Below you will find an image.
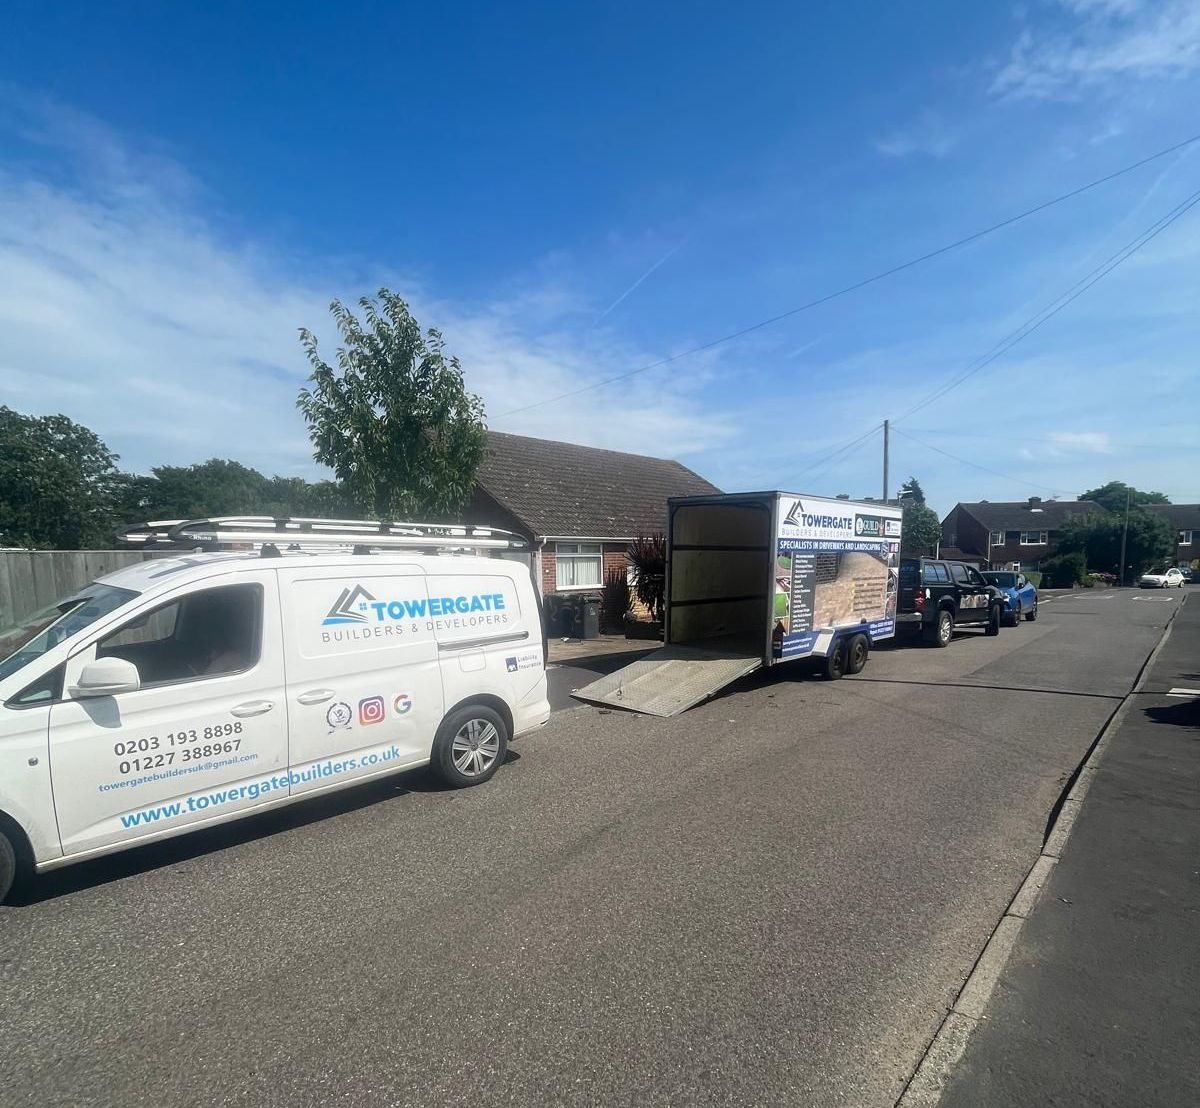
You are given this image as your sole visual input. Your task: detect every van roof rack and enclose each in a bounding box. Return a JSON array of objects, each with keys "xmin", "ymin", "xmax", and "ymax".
[{"xmin": 117, "ymin": 516, "xmax": 529, "ymax": 555}]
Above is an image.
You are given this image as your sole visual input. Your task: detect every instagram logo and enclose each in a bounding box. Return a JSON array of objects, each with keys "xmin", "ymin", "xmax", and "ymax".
[{"xmin": 358, "ymin": 696, "xmax": 386, "ymax": 726}]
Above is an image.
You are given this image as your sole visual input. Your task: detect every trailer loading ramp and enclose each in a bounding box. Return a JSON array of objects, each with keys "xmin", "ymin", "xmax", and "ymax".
[{"xmin": 571, "ymin": 642, "xmax": 762, "ymax": 717}]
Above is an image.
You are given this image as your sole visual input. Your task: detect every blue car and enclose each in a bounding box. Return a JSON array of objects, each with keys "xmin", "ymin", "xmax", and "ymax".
[{"xmin": 982, "ymin": 571, "xmax": 1038, "ymax": 626}]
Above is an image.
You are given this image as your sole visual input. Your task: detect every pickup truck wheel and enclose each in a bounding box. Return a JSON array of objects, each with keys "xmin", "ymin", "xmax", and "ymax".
[
  {"xmin": 431, "ymin": 704, "xmax": 509, "ymax": 788},
  {"xmin": 924, "ymin": 609, "xmax": 953, "ymax": 647},
  {"xmin": 823, "ymin": 644, "xmax": 847, "ymax": 680},
  {"xmin": 1024, "ymin": 601, "xmax": 1038, "ymax": 621},
  {"xmin": 985, "ymin": 605, "xmax": 1001, "ymax": 636},
  {"xmin": 0, "ymin": 830, "xmax": 16, "ymax": 906},
  {"xmin": 846, "ymin": 633, "xmax": 869, "ymax": 674}
]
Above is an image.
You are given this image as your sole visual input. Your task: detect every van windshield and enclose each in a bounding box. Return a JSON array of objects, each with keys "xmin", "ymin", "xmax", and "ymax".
[{"xmin": 0, "ymin": 585, "xmax": 138, "ymax": 684}]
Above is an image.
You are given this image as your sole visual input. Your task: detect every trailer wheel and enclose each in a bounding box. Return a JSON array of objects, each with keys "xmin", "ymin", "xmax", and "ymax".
[
  {"xmin": 846, "ymin": 633, "xmax": 869, "ymax": 674},
  {"xmin": 823, "ymin": 643, "xmax": 847, "ymax": 680}
]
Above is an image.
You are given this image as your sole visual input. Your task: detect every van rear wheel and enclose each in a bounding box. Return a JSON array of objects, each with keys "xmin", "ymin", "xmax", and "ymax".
[
  {"xmin": 0, "ymin": 829, "xmax": 16, "ymax": 906},
  {"xmin": 431, "ymin": 704, "xmax": 509, "ymax": 788}
]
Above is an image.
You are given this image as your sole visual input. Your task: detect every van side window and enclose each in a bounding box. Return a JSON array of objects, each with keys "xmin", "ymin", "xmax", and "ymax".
[
  {"xmin": 923, "ymin": 563, "xmax": 950, "ymax": 584},
  {"xmin": 96, "ymin": 584, "xmax": 262, "ymax": 687}
]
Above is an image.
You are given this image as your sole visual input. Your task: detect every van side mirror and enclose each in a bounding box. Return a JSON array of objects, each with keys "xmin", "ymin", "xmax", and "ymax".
[{"xmin": 70, "ymin": 657, "xmax": 141, "ymax": 698}]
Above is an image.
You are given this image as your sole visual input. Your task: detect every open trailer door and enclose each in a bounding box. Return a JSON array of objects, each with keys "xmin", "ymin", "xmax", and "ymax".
[{"xmin": 571, "ymin": 642, "xmax": 762, "ymax": 717}]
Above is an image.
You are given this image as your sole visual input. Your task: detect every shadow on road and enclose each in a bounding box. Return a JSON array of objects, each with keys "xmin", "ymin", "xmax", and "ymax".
[
  {"xmin": 1145, "ymin": 700, "xmax": 1200, "ymax": 730},
  {"xmin": 8, "ymin": 749, "xmax": 521, "ymax": 908}
]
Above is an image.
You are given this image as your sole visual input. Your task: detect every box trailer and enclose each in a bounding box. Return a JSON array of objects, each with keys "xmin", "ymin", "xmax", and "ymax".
[{"xmin": 573, "ymin": 491, "xmax": 902, "ymax": 716}]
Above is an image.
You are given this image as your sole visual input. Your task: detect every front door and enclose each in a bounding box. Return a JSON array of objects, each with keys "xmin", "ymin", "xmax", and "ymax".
[
  {"xmin": 277, "ymin": 566, "xmax": 445, "ymax": 795},
  {"xmin": 49, "ymin": 572, "xmax": 289, "ymax": 857}
]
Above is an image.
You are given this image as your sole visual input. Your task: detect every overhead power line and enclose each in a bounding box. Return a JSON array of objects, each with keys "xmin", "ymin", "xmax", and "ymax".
[
  {"xmin": 892, "ymin": 428, "xmax": 1068, "ymax": 497},
  {"xmin": 894, "ymin": 184, "xmax": 1200, "ymax": 424},
  {"xmin": 496, "ymin": 131, "xmax": 1200, "ymax": 418},
  {"xmin": 793, "ymin": 423, "xmax": 883, "ymax": 483}
]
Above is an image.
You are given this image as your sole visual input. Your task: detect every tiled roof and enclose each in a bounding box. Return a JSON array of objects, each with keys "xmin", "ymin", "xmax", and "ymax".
[
  {"xmin": 953, "ymin": 499, "xmax": 1109, "ymax": 531},
  {"xmin": 475, "ymin": 431, "xmax": 720, "ymax": 539},
  {"xmin": 1146, "ymin": 503, "xmax": 1200, "ymax": 531}
]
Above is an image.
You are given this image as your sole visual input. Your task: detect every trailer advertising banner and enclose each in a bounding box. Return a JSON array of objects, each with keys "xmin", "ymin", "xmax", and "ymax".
[{"xmin": 773, "ymin": 495, "xmax": 901, "ymax": 659}]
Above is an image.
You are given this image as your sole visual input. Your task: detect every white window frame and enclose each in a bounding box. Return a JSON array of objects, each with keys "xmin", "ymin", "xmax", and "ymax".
[
  {"xmin": 555, "ymin": 542, "xmax": 603, "ymax": 590},
  {"xmin": 1180, "ymin": 530, "xmax": 1192, "ymax": 546},
  {"xmin": 989, "ymin": 531, "xmax": 1004, "ymax": 546},
  {"xmin": 1019, "ymin": 531, "xmax": 1047, "ymax": 546}
]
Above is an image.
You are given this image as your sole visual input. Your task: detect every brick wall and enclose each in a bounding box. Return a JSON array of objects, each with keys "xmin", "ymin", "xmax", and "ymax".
[{"xmin": 541, "ymin": 541, "xmax": 629, "ymax": 595}]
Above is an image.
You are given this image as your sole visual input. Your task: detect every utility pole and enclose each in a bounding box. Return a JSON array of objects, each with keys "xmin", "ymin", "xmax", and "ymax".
[
  {"xmin": 1118, "ymin": 485, "xmax": 1131, "ymax": 586},
  {"xmin": 882, "ymin": 419, "xmax": 890, "ymax": 503}
]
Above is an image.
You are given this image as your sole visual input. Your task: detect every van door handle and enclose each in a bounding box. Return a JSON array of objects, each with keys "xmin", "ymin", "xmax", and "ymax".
[
  {"xmin": 295, "ymin": 689, "xmax": 335, "ymax": 705},
  {"xmin": 231, "ymin": 700, "xmax": 275, "ymax": 717}
]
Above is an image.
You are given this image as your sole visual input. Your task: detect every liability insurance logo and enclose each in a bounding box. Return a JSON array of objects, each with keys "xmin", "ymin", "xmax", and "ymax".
[{"xmin": 323, "ymin": 585, "xmax": 378, "ymax": 625}]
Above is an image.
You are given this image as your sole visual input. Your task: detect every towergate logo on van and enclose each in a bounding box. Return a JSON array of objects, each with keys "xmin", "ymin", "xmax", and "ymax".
[{"xmin": 322, "ymin": 584, "xmax": 507, "ymax": 627}]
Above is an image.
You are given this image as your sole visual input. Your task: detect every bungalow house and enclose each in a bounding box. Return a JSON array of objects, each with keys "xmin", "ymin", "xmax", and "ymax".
[
  {"xmin": 464, "ymin": 430, "xmax": 720, "ymax": 596},
  {"xmin": 940, "ymin": 496, "xmax": 1108, "ymax": 572},
  {"xmin": 1145, "ymin": 503, "xmax": 1200, "ymax": 567}
]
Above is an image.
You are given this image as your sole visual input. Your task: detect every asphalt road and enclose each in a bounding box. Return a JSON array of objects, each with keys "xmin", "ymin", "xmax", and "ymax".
[
  {"xmin": 0, "ymin": 588, "xmax": 1184, "ymax": 1107},
  {"xmin": 940, "ymin": 591, "xmax": 1199, "ymax": 1107}
]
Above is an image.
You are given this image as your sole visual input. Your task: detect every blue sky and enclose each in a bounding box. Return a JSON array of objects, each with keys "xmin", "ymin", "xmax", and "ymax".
[{"xmin": 1, "ymin": 0, "xmax": 1198, "ymax": 517}]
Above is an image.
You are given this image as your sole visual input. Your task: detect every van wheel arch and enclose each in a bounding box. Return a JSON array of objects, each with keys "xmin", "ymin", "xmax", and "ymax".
[{"xmin": 442, "ymin": 694, "xmax": 514, "ymax": 741}]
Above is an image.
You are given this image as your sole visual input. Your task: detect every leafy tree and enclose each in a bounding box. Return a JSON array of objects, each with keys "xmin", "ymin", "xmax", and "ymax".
[
  {"xmin": 131, "ymin": 459, "xmax": 272, "ymax": 520},
  {"xmin": 898, "ymin": 476, "xmax": 926, "ymax": 506},
  {"xmin": 900, "ymin": 502, "xmax": 941, "ymax": 556},
  {"xmin": 297, "ymin": 289, "xmax": 487, "ymax": 519},
  {"xmin": 1079, "ymin": 481, "xmax": 1169, "ymax": 514},
  {"xmin": 0, "ymin": 407, "xmax": 125, "ymax": 548},
  {"xmin": 1056, "ymin": 509, "xmax": 1174, "ymax": 580}
]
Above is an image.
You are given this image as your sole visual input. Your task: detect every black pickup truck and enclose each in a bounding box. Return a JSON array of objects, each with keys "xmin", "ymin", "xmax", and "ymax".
[{"xmin": 896, "ymin": 557, "xmax": 1004, "ymax": 647}]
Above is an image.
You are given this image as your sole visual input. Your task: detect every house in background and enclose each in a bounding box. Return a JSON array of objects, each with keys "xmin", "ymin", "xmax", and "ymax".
[
  {"xmin": 465, "ymin": 431, "xmax": 720, "ymax": 596},
  {"xmin": 1145, "ymin": 503, "xmax": 1200, "ymax": 566},
  {"xmin": 940, "ymin": 496, "xmax": 1108, "ymax": 572}
]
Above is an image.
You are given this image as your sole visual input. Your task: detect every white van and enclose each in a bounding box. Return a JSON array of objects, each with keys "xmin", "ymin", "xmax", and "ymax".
[{"xmin": 0, "ymin": 518, "xmax": 550, "ymax": 903}]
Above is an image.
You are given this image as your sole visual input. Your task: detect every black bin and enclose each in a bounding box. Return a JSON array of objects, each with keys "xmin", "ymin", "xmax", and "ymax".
[{"xmin": 581, "ymin": 597, "xmax": 601, "ymax": 640}]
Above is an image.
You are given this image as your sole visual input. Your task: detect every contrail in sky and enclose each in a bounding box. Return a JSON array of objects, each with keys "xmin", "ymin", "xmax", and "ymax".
[{"xmin": 596, "ymin": 238, "xmax": 687, "ymax": 321}]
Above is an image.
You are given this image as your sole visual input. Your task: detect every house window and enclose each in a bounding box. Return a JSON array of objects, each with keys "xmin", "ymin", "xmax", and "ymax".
[
  {"xmin": 989, "ymin": 531, "xmax": 1004, "ymax": 546},
  {"xmin": 555, "ymin": 542, "xmax": 603, "ymax": 589},
  {"xmin": 1019, "ymin": 531, "xmax": 1047, "ymax": 546},
  {"xmin": 1180, "ymin": 531, "xmax": 1193, "ymax": 546}
]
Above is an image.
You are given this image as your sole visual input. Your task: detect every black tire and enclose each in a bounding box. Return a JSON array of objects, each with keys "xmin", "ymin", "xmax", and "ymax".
[
  {"xmin": 924, "ymin": 609, "xmax": 954, "ymax": 648},
  {"xmin": 846, "ymin": 633, "xmax": 869, "ymax": 674},
  {"xmin": 1025, "ymin": 600, "xmax": 1038, "ymax": 621},
  {"xmin": 823, "ymin": 643, "xmax": 847, "ymax": 680},
  {"xmin": 0, "ymin": 829, "xmax": 16, "ymax": 907},
  {"xmin": 985, "ymin": 604, "xmax": 1001, "ymax": 636},
  {"xmin": 430, "ymin": 704, "xmax": 509, "ymax": 788},
  {"xmin": 1005, "ymin": 602, "xmax": 1021, "ymax": 628}
]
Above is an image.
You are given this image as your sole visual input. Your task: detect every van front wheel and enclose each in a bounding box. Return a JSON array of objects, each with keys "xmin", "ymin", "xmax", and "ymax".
[
  {"xmin": 0, "ymin": 829, "xmax": 16, "ymax": 906},
  {"xmin": 431, "ymin": 704, "xmax": 509, "ymax": 788}
]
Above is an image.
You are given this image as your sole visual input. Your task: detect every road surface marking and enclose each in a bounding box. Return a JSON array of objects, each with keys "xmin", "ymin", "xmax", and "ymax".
[{"xmin": 1166, "ymin": 687, "xmax": 1200, "ymax": 698}]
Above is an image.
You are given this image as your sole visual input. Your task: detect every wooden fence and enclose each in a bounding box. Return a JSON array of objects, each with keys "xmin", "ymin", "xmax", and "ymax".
[{"xmin": 0, "ymin": 551, "xmax": 165, "ymax": 628}]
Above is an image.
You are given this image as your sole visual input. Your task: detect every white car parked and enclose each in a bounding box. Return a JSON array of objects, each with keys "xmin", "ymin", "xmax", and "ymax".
[
  {"xmin": 0, "ymin": 518, "xmax": 550, "ymax": 903},
  {"xmin": 1138, "ymin": 567, "xmax": 1185, "ymax": 588}
]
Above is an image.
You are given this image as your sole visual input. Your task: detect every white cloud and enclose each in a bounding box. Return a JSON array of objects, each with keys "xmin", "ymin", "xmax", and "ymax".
[
  {"xmin": 0, "ymin": 98, "xmax": 736, "ymax": 478},
  {"xmin": 993, "ymin": 0, "xmax": 1200, "ymax": 100},
  {"xmin": 1048, "ymin": 430, "xmax": 1112, "ymax": 452},
  {"xmin": 874, "ymin": 110, "xmax": 958, "ymax": 158}
]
